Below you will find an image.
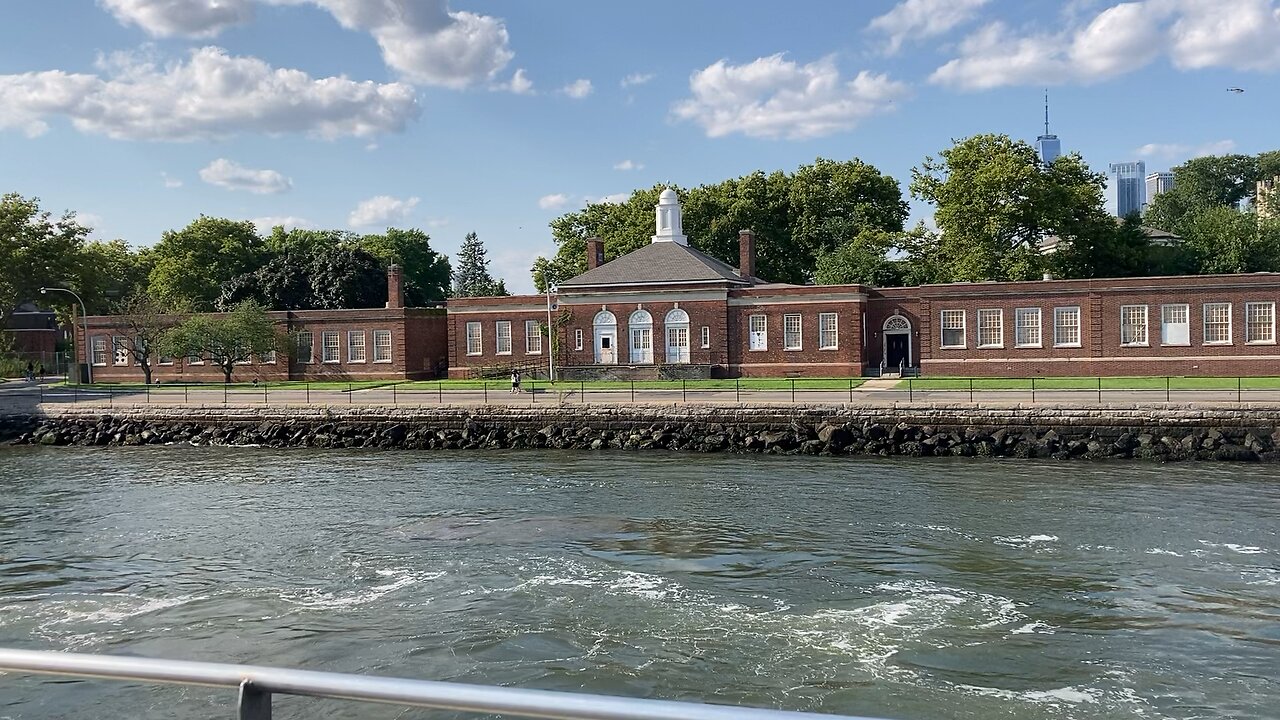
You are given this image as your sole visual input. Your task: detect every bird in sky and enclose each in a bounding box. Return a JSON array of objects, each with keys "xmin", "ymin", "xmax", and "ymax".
[{"xmin": 1227, "ymin": 87, "xmax": 1245, "ymax": 93}]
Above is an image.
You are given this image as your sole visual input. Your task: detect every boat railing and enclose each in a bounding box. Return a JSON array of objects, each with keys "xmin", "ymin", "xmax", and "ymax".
[{"xmin": 0, "ymin": 648, "xmax": 890, "ymax": 720}]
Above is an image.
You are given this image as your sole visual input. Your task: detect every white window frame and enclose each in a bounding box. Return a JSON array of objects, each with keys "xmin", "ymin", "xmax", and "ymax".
[
  {"xmin": 749, "ymin": 314, "xmax": 767, "ymax": 351},
  {"xmin": 1054, "ymin": 306, "xmax": 1081, "ymax": 348},
  {"xmin": 818, "ymin": 312, "xmax": 838, "ymax": 350},
  {"xmin": 322, "ymin": 330, "xmax": 340, "ymax": 363},
  {"xmin": 977, "ymin": 308, "xmax": 1003, "ymax": 348},
  {"xmin": 1246, "ymin": 301, "xmax": 1275, "ymax": 345},
  {"xmin": 258, "ymin": 350, "xmax": 276, "ymax": 364},
  {"xmin": 186, "ymin": 352, "xmax": 204, "ymax": 366},
  {"xmin": 1160, "ymin": 304, "xmax": 1190, "ymax": 346},
  {"xmin": 574, "ymin": 328, "xmax": 584, "ymax": 351},
  {"xmin": 783, "ymin": 314, "xmax": 802, "ymax": 351},
  {"xmin": 1014, "ymin": 307, "xmax": 1041, "ymax": 348},
  {"xmin": 295, "ymin": 331, "xmax": 313, "ymax": 364},
  {"xmin": 1120, "ymin": 305, "xmax": 1149, "ymax": 347},
  {"xmin": 525, "ymin": 320, "xmax": 542, "ymax": 355},
  {"xmin": 495, "ymin": 321, "xmax": 512, "ymax": 355},
  {"xmin": 91, "ymin": 336, "xmax": 108, "ymax": 366},
  {"xmin": 112, "ymin": 336, "xmax": 129, "ymax": 366},
  {"xmin": 700, "ymin": 326, "xmax": 710, "ymax": 349},
  {"xmin": 940, "ymin": 309, "xmax": 966, "ymax": 349},
  {"xmin": 373, "ymin": 330, "xmax": 392, "ymax": 363},
  {"xmin": 347, "ymin": 330, "xmax": 366, "ymax": 363},
  {"xmin": 158, "ymin": 353, "xmax": 174, "ymax": 366},
  {"xmin": 234, "ymin": 347, "xmax": 252, "ymax": 365},
  {"xmin": 1202, "ymin": 302, "xmax": 1233, "ymax": 345},
  {"xmin": 465, "ymin": 322, "xmax": 482, "ymax": 356}
]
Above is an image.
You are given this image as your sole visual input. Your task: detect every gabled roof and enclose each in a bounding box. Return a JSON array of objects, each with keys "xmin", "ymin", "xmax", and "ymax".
[{"xmin": 558, "ymin": 241, "xmax": 756, "ymax": 288}]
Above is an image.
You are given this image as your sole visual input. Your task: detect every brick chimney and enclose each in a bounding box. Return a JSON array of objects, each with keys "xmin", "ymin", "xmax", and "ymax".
[
  {"xmin": 386, "ymin": 264, "xmax": 405, "ymax": 308},
  {"xmin": 738, "ymin": 230, "xmax": 756, "ymax": 279},
  {"xmin": 586, "ymin": 237, "xmax": 605, "ymax": 270}
]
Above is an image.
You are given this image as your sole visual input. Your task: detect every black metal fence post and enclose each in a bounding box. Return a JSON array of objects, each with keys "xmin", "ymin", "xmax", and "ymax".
[
  {"xmin": 531, "ymin": 379, "xmax": 536, "ymax": 403},
  {"xmin": 790, "ymin": 378, "xmax": 795, "ymax": 403},
  {"xmin": 581, "ymin": 380, "xmax": 585, "ymax": 403},
  {"xmin": 73, "ymin": 384, "xmax": 77, "ymax": 404},
  {"xmin": 392, "ymin": 383, "xmax": 397, "ymax": 405},
  {"xmin": 735, "ymin": 378, "xmax": 740, "ymax": 403},
  {"xmin": 223, "ymin": 383, "xmax": 227, "ymax": 404},
  {"xmin": 909, "ymin": 378, "xmax": 914, "ymax": 403},
  {"xmin": 1238, "ymin": 376, "xmax": 1243, "ymax": 403},
  {"xmin": 630, "ymin": 380, "xmax": 635, "ymax": 403},
  {"xmin": 968, "ymin": 378, "xmax": 974, "ymax": 403},
  {"xmin": 1030, "ymin": 377, "xmax": 1035, "ymax": 404},
  {"xmin": 184, "ymin": 383, "xmax": 188, "ymax": 403},
  {"xmin": 437, "ymin": 382, "xmax": 442, "ymax": 403},
  {"xmin": 1096, "ymin": 377, "xmax": 1102, "ymax": 404},
  {"xmin": 1165, "ymin": 376, "xmax": 1170, "ymax": 402},
  {"xmin": 146, "ymin": 383, "xmax": 150, "ymax": 403},
  {"xmin": 682, "ymin": 379, "xmax": 687, "ymax": 403},
  {"xmin": 348, "ymin": 382, "xmax": 352, "ymax": 404},
  {"xmin": 483, "ymin": 381, "xmax": 488, "ymax": 404},
  {"xmin": 848, "ymin": 379, "xmax": 854, "ymax": 403},
  {"xmin": 306, "ymin": 383, "xmax": 310, "ymax": 404}
]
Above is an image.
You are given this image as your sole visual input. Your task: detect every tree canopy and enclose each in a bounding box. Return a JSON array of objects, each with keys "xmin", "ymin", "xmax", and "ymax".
[
  {"xmin": 0, "ymin": 193, "xmax": 91, "ymax": 325},
  {"xmin": 452, "ymin": 232, "xmax": 508, "ymax": 297},
  {"xmin": 161, "ymin": 300, "xmax": 284, "ymax": 383},
  {"xmin": 148, "ymin": 217, "xmax": 268, "ymax": 310}
]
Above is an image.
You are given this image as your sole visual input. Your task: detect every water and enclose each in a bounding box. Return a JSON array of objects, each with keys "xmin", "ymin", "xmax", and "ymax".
[{"xmin": 0, "ymin": 447, "xmax": 1277, "ymax": 720}]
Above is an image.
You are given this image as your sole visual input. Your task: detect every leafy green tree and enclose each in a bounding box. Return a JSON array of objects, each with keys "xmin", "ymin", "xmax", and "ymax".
[
  {"xmin": 263, "ymin": 226, "xmax": 354, "ymax": 256},
  {"xmin": 74, "ymin": 239, "xmax": 154, "ymax": 314},
  {"xmin": 451, "ymin": 231, "xmax": 508, "ymax": 296},
  {"xmin": 1177, "ymin": 208, "xmax": 1280, "ymax": 274},
  {"xmin": 161, "ymin": 300, "xmax": 283, "ymax": 383},
  {"xmin": 147, "ymin": 216, "xmax": 267, "ymax": 310},
  {"xmin": 308, "ymin": 246, "xmax": 387, "ymax": 309},
  {"xmin": 358, "ymin": 228, "xmax": 451, "ymax": 305},
  {"xmin": 0, "ymin": 193, "xmax": 90, "ymax": 325},
  {"xmin": 814, "ymin": 229, "xmax": 905, "ymax": 286},
  {"xmin": 112, "ymin": 291, "xmax": 189, "ymax": 385},
  {"xmin": 1050, "ymin": 214, "xmax": 1152, "ymax": 279},
  {"xmin": 216, "ymin": 251, "xmax": 314, "ymax": 310}
]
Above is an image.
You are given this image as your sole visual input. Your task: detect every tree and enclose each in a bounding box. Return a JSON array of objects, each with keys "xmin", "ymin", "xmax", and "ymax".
[
  {"xmin": 161, "ymin": 300, "xmax": 283, "ymax": 383},
  {"xmin": 358, "ymin": 228, "xmax": 451, "ymax": 305},
  {"xmin": 1177, "ymin": 207, "xmax": 1280, "ymax": 274},
  {"xmin": 451, "ymin": 232, "xmax": 507, "ymax": 296},
  {"xmin": 112, "ymin": 291, "xmax": 189, "ymax": 385},
  {"xmin": 814, "ymin": 229, "xmax": 905, "ymax": 286},
  {"xmin": 0, "ymin": 193, "xmax": 90, "ymax": 326},
  {"xmin": 216, "ymin": 251, "xmax": 314, "ymax": 311},
  {"xmin": 147, "ymin": 216, "xmax": 267, "ymax": 310},
  {"xmin": 308, "ymin": 246, "xmax": 387, "ymax": 309},
  {"xmin": 1050, "ymin": 215, "xmax": 1152, "ymax": 279}
]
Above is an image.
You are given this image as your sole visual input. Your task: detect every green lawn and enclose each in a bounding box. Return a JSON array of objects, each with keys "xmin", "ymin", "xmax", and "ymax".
[
  {"xmin": 51, "ymin": 378, "xmax": 865, "ymax": 392},
  {"xmin": 894, "ymin": 376, "xmax": 1280, "ymax": 391}
]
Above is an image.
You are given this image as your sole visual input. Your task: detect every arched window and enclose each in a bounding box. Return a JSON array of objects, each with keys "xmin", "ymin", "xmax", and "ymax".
[
  {"xmin": 665, "ymin": 308, "xmax": 690, "ymax": 364},
  {"xmin": 628, "ymin": 309, "xmax": 653, "ymax": 364},
  {"xmin": 593, "ymin": 310, "xmax": 617, "ymax": 364}
]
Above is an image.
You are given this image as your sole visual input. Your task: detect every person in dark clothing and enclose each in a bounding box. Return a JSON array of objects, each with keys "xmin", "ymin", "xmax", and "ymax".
[{"xmin": 511, "ymin": 369, "xmax": 521, "ymax": 394}]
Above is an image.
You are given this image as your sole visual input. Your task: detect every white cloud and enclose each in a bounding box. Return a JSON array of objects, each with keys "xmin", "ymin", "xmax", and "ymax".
[
  {"xmin": 160, "ymin": 172, "xmax": 183, "ymax": 188},
  {"xmin": 868, "ymin": 0, "xmax": 990, "ymax": 54},
  {"xmin": 538, "ymin": 193, "xmax": 570, "ymax": 210},
  {"xmin": 199, "ymin": 158, "xmax": 292, "ymax": 194},
  {"xmin": 620, "ymin": 72, "xmax": 654, "ymax": 88},
  {"xmin": 349, "ymin": 195, "xmax": 420, "ymax": 227},
  {"xmin": 932, "ymin": 0, "xmax": 1280, "ymax": 90},
  {"xmin": 495, "ymin": 67, "xmax": 534, "ymax": 94},
  {"xmin": 585, "ymin": 192, "xmax": 630, "ymax": 205},
  {"xmin": 560, "ymin": 78, "xmax": 593, "ymax": 99},
  {"xmin": 613, "ymin": 160, "xmax": 643, "ymax": 171},
  {"xmin": 251, "ymin": 216, "xmax": 314, "ymax": 233},
  {"xmin": 1135, "ymin": 139, "xmax": 1237, "ymax": 159},
  {"xmin": 100, "ymin": 0, "xmax": 254, "ymax": 37},
  {"xmin": 0, "ymin": 46, "xmax": 419, "ymax": 140},
  {"xmin": 671, "ymin": 54, "xmax": 907, "ymax": 140}
]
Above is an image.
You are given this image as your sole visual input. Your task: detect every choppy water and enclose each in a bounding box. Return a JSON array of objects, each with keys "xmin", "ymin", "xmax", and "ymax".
[{"xmin": 0, "ymin": 447, "xmax": 1277, "ymax": 719}]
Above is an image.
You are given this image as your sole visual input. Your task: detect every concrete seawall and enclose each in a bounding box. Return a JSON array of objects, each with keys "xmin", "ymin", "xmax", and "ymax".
[{"xmin": 5, "ymin": 403, "xmax": 1280, "ymax": 461}]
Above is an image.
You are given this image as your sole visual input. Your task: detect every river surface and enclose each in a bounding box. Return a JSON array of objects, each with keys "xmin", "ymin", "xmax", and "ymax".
[{"xmin": 0, "ymin": 447, "xmax": 1277, "ymax": 720}]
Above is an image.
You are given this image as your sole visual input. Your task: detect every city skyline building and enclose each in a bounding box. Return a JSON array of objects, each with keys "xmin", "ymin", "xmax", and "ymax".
[
  {"xmin": 1145, "ymin": 171, "xmax": 1174, "ymax": 209},
  {"xmin": 1110, "ymin": 161, "xmax": 1147, "ymax": 217},
  {"xmin": 1035, "ymin": 90, "xmax": 1061, "ymax": 165}
]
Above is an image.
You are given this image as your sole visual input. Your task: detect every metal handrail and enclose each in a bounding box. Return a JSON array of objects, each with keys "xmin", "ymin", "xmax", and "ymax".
[{"xmin": 0, "ymin": 648, "xmax": 887, "ymax": 720}]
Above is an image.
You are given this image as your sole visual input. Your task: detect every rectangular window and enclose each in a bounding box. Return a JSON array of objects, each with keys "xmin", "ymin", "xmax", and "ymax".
[
  {"xmin": 818, "ymin": 312, "xmax": 838, "ymax": 350},
  {"xmin": 91, "ymin": 336, "xmax": 108, "ymax": 366},
  {"xmin": 525, "ymin": 320, "xmax": 542, "ymax": 354},
  {"xmin": 574, "ymin": 328, "xmax": 583, "ymax": 351},
  {"xmin": 749, "ymin": 314, "xmax": 767, "ymax": 351},
  {"xmin": 1161, "ymin": 304, "xmax": 1190, "ymax": 346},
  {"xmin": 322, "ymin": 330, "xmax": 340, "ymax": 363},
  {"xmin": 373, "ymin": 330, "xmax": 392, "ymax": 362},
  {"xmin": 783, "ymin": 314, "xmax": 802, "ymax": 351},
  {"xmin": 1203, "ymin": 302, "xmax": 1233, "ymax": 345},
  {"xmin": 1246, "ymin": 302, "xmax": 1275, "ymax": 344},
  {"xmin": 977, "ymin": 309, "xmax": 1003, "ymax": 348},
  {"xmin": 347, "ymin": 330, "xmax": 366, "ymax": 362},
  {"xmin": 1121, "ymin": 305, "xmax": 1148, "ymax": 346},
  {"xmin": 466, "ymin": 322, "xmax": 482, "ymax": 356},
  {"xmin": 186, "ymin": 352, "xmax": 204, "ymax": 366},
  {"xmin": 295, "ymin": 331, "xmax": 313, "ymax": 364},
  {"xmin": 112, "ymin": 336, "xmax": 129, "ymax": 366},
  {"xmin": 700, "ymin": 325, "xmax": 710, "ymax": 349},
  {"xmin": 158, "ymin": 353, "xmax": 173, "ymax": 366},
  {"xmin": 940, "ymin": 309, "xmax": 966, "ymax": 348},
  {"xmin": 234, "ymin": 347, "xmax": 252, "ymax": 365},
  {"xmin": 1014, "ymin": 307, "xmax": 1041, "ymax": 347},
  {"xmin": 258, "ymin": 350, "xmax": 276, "ymax": 364},
  {"xmin": 495, "ymin": 321, "xmax": 512, "ymax": 355},
  {"xmin": 1054, "ymin": 307, "xmax": 1081, "ymax": 347}
]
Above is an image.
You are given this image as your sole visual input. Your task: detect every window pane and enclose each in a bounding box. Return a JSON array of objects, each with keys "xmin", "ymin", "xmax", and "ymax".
[
  {"xmin": 525, "ymin": 320, "xmax": 542, "ymax": 354},
  {"xmin": 819, "ymin": 313, "xmax": 838, "ymax": 349},
  {"xmin": 977, "ymin": 309, "xmax": 1002, "ymax": 347},
  {"xmin": 496, "ymin": 321, "xmax": 512, "ymax": 354},
  {"xmin": 1054, "ymin": 307, "xmax": 1080, "ymax": 346},
  {"xmin": 373, "ymin": 330, "xmax": 392, "ymax": 362},
  {"xmin": 783, "ymin": 314, "xmax": 801, "ymax": 350},
  {"xmin": 466, "ymin": 322, "xmax": 482, "ymax": 355},
  {"xmin": 296, "ymin": 332, "xmax": 313, "ymax": 363},
  {"xmin": 1203, "ymin": 303, "xmax": 1232, "ymax": 344},
  {"xmin": 1121, "ymin": 305, "xmax": 1147, "ymax": 345},
  {"xmin": 749, "ymin": 315, "xmax": 767, "ymax": 350},
  {"xmin": 940, "ymin": 310, "xmax": 965, "ymax": 348},
  {"xmin": 1161, "ymin": 304, "xmax": 1189, "ymax": 345},
  {"xmin": 1247, "ymin": 302, "xmax": 1274, "ymax": 343},
  {"xmin": 322, "ymin": 331, "xmax": 340, "ymax": 362},
  {"xmin": 347, "ymin": 331, "xmax": 366, "ymax": 362},
  {"xmin": 1015, "ymin": 308, "xmax": 1041, "ymax": 346}
]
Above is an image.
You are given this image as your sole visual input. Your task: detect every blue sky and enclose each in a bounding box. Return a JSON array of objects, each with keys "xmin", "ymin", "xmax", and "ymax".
[{"xmin": 2, "ymin": 0, "xmax": 1278, "ymax": 293}]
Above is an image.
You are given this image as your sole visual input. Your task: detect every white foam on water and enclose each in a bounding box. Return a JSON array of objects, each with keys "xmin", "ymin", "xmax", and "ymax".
[
  {"xmin": 1145, "ymin": 548, "xmax": 1183, "ymax": 557},
  {"xmin": 281, "ymin": 568, "xmax": 445, "ymax": 610},
  {"xmin": 0, "ymin": 592, "xmax": 207, "ymax": 649},
  {"xmin": 994, "ymin": 534, "xmax": 1059, "ymax": 548},
  {"xmin": 1242, "ymin": 568, "xmax": 1280, "ymax": 586},
  {"xmin": 1010, "ymin": 621, "xmax": 1056, "ymax": 634},
  {"xmin": 1198, "ymin": 540, "xmax": 1268, "ymax": 555}
]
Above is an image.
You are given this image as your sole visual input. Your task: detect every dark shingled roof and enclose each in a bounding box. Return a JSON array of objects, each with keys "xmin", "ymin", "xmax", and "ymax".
[{"xmin": 558, "ymin": 241, "xmax": 756, "ymax": 288}]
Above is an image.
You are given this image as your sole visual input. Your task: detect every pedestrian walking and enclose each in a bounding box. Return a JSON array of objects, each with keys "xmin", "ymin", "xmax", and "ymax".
[
  {"xmin": 511, "ymin": 369, "xmax": 521, "ymax": 394},
  {"xmin": 37, "ymin": 362, "xmax": 45, "ymax": 380},
  {"xmin": 25, "ymin": 361, "xmax": 35, "ymax": 382}
]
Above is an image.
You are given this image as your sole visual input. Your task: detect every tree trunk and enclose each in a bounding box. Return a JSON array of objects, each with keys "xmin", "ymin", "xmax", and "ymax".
[
  {"xmin": 142, "ymin": 364, "xmax": 152, "ymax": 385},
  {"xmin": 222, "ymin": 363, "xmax": 234, "ymax": 384}
]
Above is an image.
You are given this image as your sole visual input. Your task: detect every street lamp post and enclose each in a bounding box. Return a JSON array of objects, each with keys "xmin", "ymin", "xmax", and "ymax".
[
  {"xmin": 545, "ymin": 283, "xmax": 557, "ymax": 383},
  {"xmin": 40, "ymin": 287, "xmax": 91, "ymax": 384}
]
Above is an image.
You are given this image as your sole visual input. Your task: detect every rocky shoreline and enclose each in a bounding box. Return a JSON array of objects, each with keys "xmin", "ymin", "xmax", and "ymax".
[{"xmin": 5, "ymin": 404, "xmax": 1280, "ymax": 461}]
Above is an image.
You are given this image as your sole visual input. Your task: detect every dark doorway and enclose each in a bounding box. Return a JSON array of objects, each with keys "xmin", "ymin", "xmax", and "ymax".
[{"xmin": 885, "ymin": 333, "xmax": 909, "ymax": 368}]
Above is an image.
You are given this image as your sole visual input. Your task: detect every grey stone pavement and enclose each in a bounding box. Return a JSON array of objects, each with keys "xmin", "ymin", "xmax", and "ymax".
[{"xmin": 4, "ymin": 377, "xmax": 1280, "ymax": 410}]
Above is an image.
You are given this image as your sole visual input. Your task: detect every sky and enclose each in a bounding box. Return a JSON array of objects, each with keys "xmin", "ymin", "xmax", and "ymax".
[{"xmin": 2, "ymin": 0, "xmax": 1278, "ymax": 294}]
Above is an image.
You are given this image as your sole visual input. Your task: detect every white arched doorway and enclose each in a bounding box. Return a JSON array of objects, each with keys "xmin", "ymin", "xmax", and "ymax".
[
  {"xmin": 882, "ymin": 314, "xmax": 912, "ymax": 369},
  {"xmin": 628, "ymin": 309, "xmax": 653, "ymax": 364},
  {"xmin": 593, "ymin": 310, "xmax": 617, "ymax": 364},
  {"xmin": 665, "ymin": 308, "xmax": 690, "ymax": 364}
]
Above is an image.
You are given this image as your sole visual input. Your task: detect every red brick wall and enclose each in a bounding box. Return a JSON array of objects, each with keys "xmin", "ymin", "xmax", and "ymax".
[{"xmin": 726, "ymin": 300, "xmax": 864, "ymax": 377}]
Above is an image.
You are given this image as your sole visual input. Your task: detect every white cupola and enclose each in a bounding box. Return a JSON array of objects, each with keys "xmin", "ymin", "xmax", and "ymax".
[{"xmin": 651, "ymin": 187, "xmax": 688, "ymax": 245}]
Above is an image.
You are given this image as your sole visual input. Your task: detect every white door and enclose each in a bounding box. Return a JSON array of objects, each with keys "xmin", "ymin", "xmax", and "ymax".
[
  {"xmin": 595, "ymin": 330, "xmax": 616, "ymax": 364},
  {"xmin": 630, "ymin": 327, "xmax": 652, "ymax": 364},
  {"xmin": 666, "ymin": 327, "xmax": 689, "ymax": 364}
]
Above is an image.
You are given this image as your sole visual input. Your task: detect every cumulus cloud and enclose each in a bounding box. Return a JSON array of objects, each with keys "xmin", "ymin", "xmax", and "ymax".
[
  {"xmin": 1135, "ymin": 139, "xmax": 1237, "ymax": 159},
  {"xmin": 671, "ymin": 54, "xmax": 907, "ymax": 140},
  {"xmin": 932, "ymin": 0, "xmax": 1280, "ymax": 90},
  {"xmin": 251, "ymin": 215, "xmax": 314, "ymax": 233},
  {"xmin": 348, "ymin": 195, "xmax": 420, "ymax": 227},
  {"xmin": 620, "ymin": 72, "xmax": 654, "ymax": 88},
  {"xmin": 0, "ymin": 46, "xmax": 419, "ymax": 140},
  {"xmin": 498, "ymin": 67, "xmax": 534, "ymax": 94},
  {"xmin": 538, "ymin": 193, "xmax": 570, "ymax": 210},
  {"xmin": 613, "ymin": 160, "xmax": 643, "ymax": 171},
  {"xmin": 560, "ymin": 78, "xmax": 593, "ymax": 99},
  {"xmin": 100, "ymin": 0, "xmax": 254, "ymax": 37},
  {"xmin": 868, "ymin": 0, "xmax": 990, "ymax": 54},
  {"xmin": 200, "ymin": 158, "xmax": 292, "ymax": 194}
]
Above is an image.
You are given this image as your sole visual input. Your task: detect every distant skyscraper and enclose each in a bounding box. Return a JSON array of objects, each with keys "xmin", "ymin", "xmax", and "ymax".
[
  {"xmin": 1035, "ymin": 90, "xmax": 1060, "ymax": 165},
  {"xmin": 1110, "ymin": 161, "xmax": 1147, "ymax": 217},
  {"xmin": 1145, "ymin": 171, "xmax": 1174, "ymax": 209}
]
